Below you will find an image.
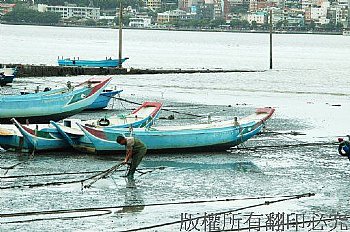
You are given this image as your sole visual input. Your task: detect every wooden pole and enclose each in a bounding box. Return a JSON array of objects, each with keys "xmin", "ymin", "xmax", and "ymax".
[
  {"xmin": 269, "ymin": 9, "xmax": 273, "ymax": 69},
  {"xmin": 118, "ymin": 2, "xmax": 123, "ymax": 69}
]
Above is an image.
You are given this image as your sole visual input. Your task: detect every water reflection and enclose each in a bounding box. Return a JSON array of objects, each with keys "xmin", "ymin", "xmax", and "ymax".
[{"xmin": 115, "ymin": 180, "xmax": 145, "ymax": 214}]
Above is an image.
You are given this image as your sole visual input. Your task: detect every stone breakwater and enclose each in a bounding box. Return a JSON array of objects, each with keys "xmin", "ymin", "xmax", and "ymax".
[{"xmin": 2, "ymin": 64, "xmax": 265, "ymax": 77}]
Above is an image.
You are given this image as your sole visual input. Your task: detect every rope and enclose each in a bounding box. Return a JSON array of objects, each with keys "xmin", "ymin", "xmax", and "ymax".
[
  {"xmin": 231, "ymin": 142, "xmax": 337, "ymax": 151},
  {"xmin": 0, "ymin": 162, "xmax": 25, "ymax": 175},
  {"xmin": 0, "ymin": 193, "xmax": 314, "ymax": 219},
  {"xmin": 0, "ymin": 167, "xmax": 167, "ymax": 179},
  {"xmin": 0, "ymin": 166, "xmax": 167, "ymax": 190},
  {"xmin": 82, "ymin": 162, "xmax": 124, "ymax": 189},
  {"xmin": 119, "ymin": 193, "xmax": 315, "ymax": 232},
  {"xmin": 111, "ymin": 97, "xmax": 203, "ymax": 118},
  {"xmin": 2, "ymin": 210, "xmax": 112, "ymax": 224},
  {"xmin": 0, "ymin": 163, "xmax": 124, "ymax": 190}
]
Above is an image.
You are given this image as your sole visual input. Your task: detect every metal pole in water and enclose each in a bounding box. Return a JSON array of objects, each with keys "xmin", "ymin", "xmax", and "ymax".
[
  {"xmin": 118, "ymin": 2, "xmax": 123, "ymax": 69},
  {"xmin": 269, "ymin": 9, "xmax": 273, "ymax": 69}
]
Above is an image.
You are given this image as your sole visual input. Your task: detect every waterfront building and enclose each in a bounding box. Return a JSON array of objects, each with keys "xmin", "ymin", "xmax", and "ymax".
[
  {"xmin": 37, "ymin": 4, "xmax": 100, "ymax": 20},
  {"xmin": 157, "ymin": 9, "xmax": 187, "ymax": 22},
  {"xmin": 249, "ymin": 0, "xmax": 267, "ymax": 12},
  {"xmin": 129, "ymin": 15, "xmax": 152, "ymax": 27},
  {"xmin": 310, "ymin": 1, "xmax": 329, "ymax": 24},
  {"xmin": 247, "ymin": 11, "xmax": 267, "ymax": 24}
]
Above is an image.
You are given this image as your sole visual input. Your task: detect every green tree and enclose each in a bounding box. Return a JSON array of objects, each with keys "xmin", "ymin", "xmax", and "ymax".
[{"xmin": 1, "ymin": 5, "xmax": 61, "ymax": 24}]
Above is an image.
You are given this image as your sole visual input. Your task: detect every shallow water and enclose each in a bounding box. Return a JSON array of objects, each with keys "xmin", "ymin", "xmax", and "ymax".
[{"xmin": 1, "ymin": 24, "xmax": 350, "ymax": 231}]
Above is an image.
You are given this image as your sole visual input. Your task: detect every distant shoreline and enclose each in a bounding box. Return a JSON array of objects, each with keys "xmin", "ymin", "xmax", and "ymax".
[{"xmin": 0, "ymin": 21, "xmax": 343, "ymax": 36}]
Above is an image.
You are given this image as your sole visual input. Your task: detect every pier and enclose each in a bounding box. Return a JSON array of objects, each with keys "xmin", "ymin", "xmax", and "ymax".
[{"xmin": 2, "ymin": 64, "xmax": 265, "ymax": 77}]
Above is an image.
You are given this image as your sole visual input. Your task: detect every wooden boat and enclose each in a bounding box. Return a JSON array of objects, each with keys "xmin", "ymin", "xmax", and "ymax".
[
  {"xmin": 0, "ymin": 77, "xmax": 111, "ymax": 124},
  {"xmin": 57, "ymin": 58, "xmax": 129, "ymax": 67},
  {"xmin": 9, "ymin": 118, "xmax": 70, "ymax": 152},
  {"xmin": 76, "ymin": 107, "xmax": 275, "ymax": 154},
  {"xmin": 86, "ymin": 89, "xmax": 123, "ymax": 110},
  {"xmin": 51, "ymin": 101, "xmax": 163, "ymax": 152},
  {"xmin": 0, "ymin": 102, "xmax": 162, "ymax": 152},
  {"xmin": 0, "ymin": 67, "xmax": 17, "ymax": 86}
]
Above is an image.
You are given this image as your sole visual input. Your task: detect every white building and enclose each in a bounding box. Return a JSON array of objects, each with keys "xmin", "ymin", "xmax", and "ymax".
[
  {"xmin": 247, "ymin": 11, "xmax": 267, "ymax": 24},
  {"xmin": 310, "ymin": 1, "xmax": 329, "ymax": 23},
  {"xmin": 129, "ymin": 17, "xmax": 152, "ymax": 27},
  {"xmin": 38, "ymin": 4, "xmax": 100, "ymax": 20}
]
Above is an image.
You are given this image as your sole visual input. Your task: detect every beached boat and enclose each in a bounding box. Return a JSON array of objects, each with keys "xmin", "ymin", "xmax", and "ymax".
[
  {"xmin": 57, "ymin": 58, "xmax": 129, "ymax": 67},
  {"xmin": 0, "ymin": 67, "xmax": 17, "ymax": 86},
  {"xmin": 51, "ymin": 101, "xmax": 163, "ymax": 152},
  {"xmin": 86, "ymin": 89, "xmax": 123, "ymax": 110},
  {"xmin": 0, "ymin": 77, "xmax": 111, "ymax": 124},
  {"xmin": 0, "ymin": 102, "xmax": 162, "ymax": 152},
  {"xmin": 77, "ymin": 107, "xmax": 275, "ymax": 154}
]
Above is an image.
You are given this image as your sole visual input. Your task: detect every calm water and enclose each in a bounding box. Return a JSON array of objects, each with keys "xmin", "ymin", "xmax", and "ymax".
[{"xmin": 1, "ymin": 24, "xmax": 350, "ymax": 231}]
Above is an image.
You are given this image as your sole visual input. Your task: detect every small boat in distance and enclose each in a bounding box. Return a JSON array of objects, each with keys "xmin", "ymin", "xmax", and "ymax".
[
  {"xmin": 57, "ymin": 57, "xmax": 129, "ymax": 67},
  {"xmin": 0, "ymin": 67, "xmax": 17, "ymax": 86}
]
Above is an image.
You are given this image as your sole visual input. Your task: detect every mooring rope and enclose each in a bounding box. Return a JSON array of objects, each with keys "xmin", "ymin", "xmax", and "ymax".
[
  {"xmin": 0, "ymin": 162, "xmax": 25, "ymax": 175},
  {"xmin": 0, "ymin": 167, "xmax": 166, "ymax": 179},
  {"xmin": 0, "ymin": 193, "xmax": 314, "ymax": 222},
  {"xmin": 82, "ymin": 162, "xmax": 124, "ymax": 189},
  {"xmin": 119, "ymin": 193, "xmax": 315, "ymax": 232},
  {"xmin": 0, "ymin": 165, "xmax": 167, "ymax": 190},
  {"xmin": 2, "ymin": 210, "xmax": 112, "ymax": 224},
  {"xmin": 111, "ymin": 96, "xmax": 203, "ymax": 118},
  {"xmin": 232, "ymin": 142, "xmax": 338, "ymax": 151}
]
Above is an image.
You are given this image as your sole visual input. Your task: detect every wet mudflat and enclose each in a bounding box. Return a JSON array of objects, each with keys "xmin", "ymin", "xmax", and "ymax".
[{"xmin": 1, "ymin": 73, "xmax": 350, "ymax": 232}]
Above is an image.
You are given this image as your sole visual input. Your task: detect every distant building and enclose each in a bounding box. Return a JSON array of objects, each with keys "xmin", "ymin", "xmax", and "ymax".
[
  {"xmin": 129, "ymin": 15, "xmax": 152, "ymax": 27},
  {"xmin": 310, "ymin": 1, "xmax": 329, "ymax": 24},
  {"xmin": 37, "ymin": 4, "xmax": 100, "ymax": 20},
  {"xmin": 157, "ymin": 9, "xmax": 187, "ymax": 22},
  {"xmin": 0, "ymin": 3, "xmax": 16, "ymax": 16},
  {"xmin": 147, "ymin": 0, "xmax": 162, "ymax": 10},
  {"xmin": 249, "ymin": 0, "xmax": 267, "ymax": 12},
  {"xmin": 247, "ymin": 11, "xmax": 267, "ymax": 24}
]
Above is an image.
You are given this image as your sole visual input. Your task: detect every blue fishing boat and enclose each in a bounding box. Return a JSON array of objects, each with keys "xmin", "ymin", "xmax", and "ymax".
[
  {"xmin": 51, "ymin": 101, "xmax": 163, "ymax": 152},
  {"xmin": 77, "ymin": 107, "xmax": 275, "ymax": 154},
  {"xmin": 86, "ymin": 89, "xmax": 123, "ymax": 110},
  {"xmin": 0, "ymin": 67, "xmax": 17, "ymax": 86},
  {"xmin": 0, "ymin": 77, "xmax": 111, "ymax": 124},
  {"xmin": 57, "ymin": 58, "xmax": 129, "ymax": 67},
  {"xmin": 0, "ymin": 102, "xmax": 162, "ymax": 153},
  {"xmin": 9, "ymin": 118, "xmax": 70, "ymax": 152}
]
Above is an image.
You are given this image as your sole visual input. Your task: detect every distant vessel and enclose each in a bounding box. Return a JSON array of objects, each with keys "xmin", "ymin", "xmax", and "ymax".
[
  {"xmin": 0, "ymin": 67, "xmax": 17, "ymax": 86},
  {"xmin": 58, "ymin": 4, "xmax": 127, "ymax": 68},
  {"xmin": 57, "ymin": 57, "xmax": 129, "ymax": 68}
]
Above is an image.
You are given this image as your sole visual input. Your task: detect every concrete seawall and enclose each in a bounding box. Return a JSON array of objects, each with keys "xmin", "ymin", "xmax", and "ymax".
[{"xmin": 3, "ymin": 64, "xmax": 265, "ymax": 77}]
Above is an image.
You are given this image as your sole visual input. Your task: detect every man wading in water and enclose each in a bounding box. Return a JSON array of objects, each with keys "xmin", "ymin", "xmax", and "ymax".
[{"xmin": 116, "ymin": 135, "xmax": 147, "ymax": 178}]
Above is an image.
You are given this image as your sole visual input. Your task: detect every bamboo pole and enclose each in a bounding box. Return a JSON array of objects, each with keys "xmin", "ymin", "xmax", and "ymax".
[
  {"xmin": 118, "ymin": 2, "xmax": 123, "ymax": 68},
  {"xmin": 269, "ymin": 9, "xmax": 273, "ymax": 69}
]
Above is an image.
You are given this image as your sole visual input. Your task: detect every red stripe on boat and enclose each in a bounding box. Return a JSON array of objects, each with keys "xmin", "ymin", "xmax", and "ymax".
[
  {"xmin": 82, "ymin": 125, "xmax": 107, "ymax": 140},
  {"xmin": 256, "ymin": 107, "xmax": 275, "ymax": 122},
  {"xmin": 132, "ymin": 101, "xmax": 163, "ymax": 117},
  {"xmin": 87, "ymin": 78, "xmax": 111, "ymax": 97},
  {"xmin": 22, "ymin": 125, "xmax": 36, "ymax": 135}
]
